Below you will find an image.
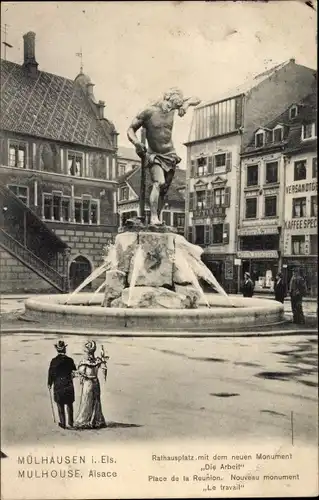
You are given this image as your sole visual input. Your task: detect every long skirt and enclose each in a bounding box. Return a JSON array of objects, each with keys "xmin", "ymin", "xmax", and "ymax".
[
  {"xmin": 74, "ymin": 378, "xmax": 106, "ymax": 429},
  {"xmin": 291, "ymin": 296, "xmax": 305, "ymax": 324}
]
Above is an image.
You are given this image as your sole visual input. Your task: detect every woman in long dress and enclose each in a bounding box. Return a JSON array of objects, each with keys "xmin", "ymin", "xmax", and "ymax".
[{"xmin": 74, "ymin": 340, "xmax": 108, "ymax": 429}]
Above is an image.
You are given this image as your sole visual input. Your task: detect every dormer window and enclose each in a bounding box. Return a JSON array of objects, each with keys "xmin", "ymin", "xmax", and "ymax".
[
  {"xmin": 301, "ymin": 122, "xmax": 317, "ymax": 141},
  {"xmin": 289, "ymin": 105, "xmax": 298, "ymax": 119},
  {"xmin": 273, "ymin": 125, "xmax": 283, "ymax": 143},
  {"xmin": 255, "ymin": 131, "xmax": 265, "ymax": 148}
]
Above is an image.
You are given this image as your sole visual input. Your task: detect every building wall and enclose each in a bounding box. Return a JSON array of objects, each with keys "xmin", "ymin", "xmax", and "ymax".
[
  {"xmin": 283, "ymin": 151, "xmax": 317, "ymax": 295},
  {"xmin": 187, "ymin": 134, "xmax": 241, "ymax": 255},
  {"xmin": 243, "ymin": 62, "xmax": 316, "ymax": 149},
  {"xmin": 0, "ymin": 248, "xmax": 56, "ymax": 293}
]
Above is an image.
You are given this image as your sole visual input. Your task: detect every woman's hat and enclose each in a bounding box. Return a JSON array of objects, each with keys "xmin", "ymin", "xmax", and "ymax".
[
  {"xmin": 55, "ymin": 340, "xmax": 67, "ymax": 352},
  {"xmin": 85, "ymin": 340, "xmax": 96, "ymax": 353}
]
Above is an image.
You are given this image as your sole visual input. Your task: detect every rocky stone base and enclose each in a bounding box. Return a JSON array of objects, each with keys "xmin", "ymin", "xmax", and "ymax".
[{"xmin": 103, "ymin": 231, "xmax": 210, "ymax": 310}]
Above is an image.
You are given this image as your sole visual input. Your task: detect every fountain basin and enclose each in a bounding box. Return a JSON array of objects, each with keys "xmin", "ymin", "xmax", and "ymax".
[{"xmin": 24, "ymin": 293, "xmax": 284, "ymax": 333}]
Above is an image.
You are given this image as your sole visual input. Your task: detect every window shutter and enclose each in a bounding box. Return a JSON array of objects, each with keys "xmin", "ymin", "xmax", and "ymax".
[
  {"xmin": 206, "ymin": 189, "xmax": 213, "ymax": 208},
  {"xmin": 204, "ymin": 225, "xmax": 211, "ymax": 245},
  {"xmin": 208, "ymin": 155, "xmax": 213, "ymax": 174},
  {"xmin": 191, "ymin": 159, "xmax": 196, "ymax": 177},
  {"xmin": 212, "ymin": 155, "xmax": 216, "ymax": 174},
  {"xmin": 226, "ymin": 152, "xmax": 232, "ymax": 172},
  {"xmin": 223, "ymin": 223, "xmax": 230, "ymax": 245},
  {"xmin": 189, "ymin": 192, "xmax": 194, "ymax": 211},
  {"xmin": 224, "ymin": 187, "xmax": 231, "ymax": 207},
  {"xmin": 188, "ymin": 226, "xmax": 193, "ymax": 243}
]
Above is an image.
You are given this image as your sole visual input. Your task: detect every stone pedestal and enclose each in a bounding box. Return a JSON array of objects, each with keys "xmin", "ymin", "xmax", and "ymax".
[{"xmin": 103, "ymin": 229, "xmax": 209, "ymax": 309}]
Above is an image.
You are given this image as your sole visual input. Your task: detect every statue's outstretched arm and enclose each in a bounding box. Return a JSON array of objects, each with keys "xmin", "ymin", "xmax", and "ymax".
[{"xmin": 178, "ymin": 96, "xmax": 201, "ymax": 117}]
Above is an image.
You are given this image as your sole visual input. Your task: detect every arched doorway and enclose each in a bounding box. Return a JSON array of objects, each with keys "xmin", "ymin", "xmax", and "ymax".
[{"xmin": 69, "ymin": 256, "xmax": 92, "ymax": 291}]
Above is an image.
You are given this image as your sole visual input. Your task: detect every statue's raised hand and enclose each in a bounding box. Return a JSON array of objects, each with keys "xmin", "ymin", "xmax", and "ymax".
[{"xmin": 135, "ymin": 142, "xmax": 147, "ymax": 158}]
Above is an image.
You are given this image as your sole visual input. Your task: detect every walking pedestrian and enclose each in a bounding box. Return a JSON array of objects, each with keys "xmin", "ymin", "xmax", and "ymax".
[
  {"xmin": 48, "ymin": 340, "xmax": 77, "ymax": 429},
  {"xmin": 274, "ymin": 272, "xmax": 286, "ymax": 303},
  {"xmin": 242, "ymin": 272, "xmax": 255, "ymax": 297},
  {"xmin": 289, "ymin": 269, "xmax": 307, "ymax": 324}
]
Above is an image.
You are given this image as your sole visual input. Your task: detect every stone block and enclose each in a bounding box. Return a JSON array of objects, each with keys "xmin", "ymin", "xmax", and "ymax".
[
  {"xmin": 102, "ymin": 270, "xmax": 126, "ymax": 307},
  {"xmin": 110, "ymin": 286, "xmax": 194, "ymax": 309},
  {"xmin": 115, "ymin": 232, "xmax": 138, "ymax": 274},
  {"xmin": 127, "ymin": 232, "xmax": 174, "ymax": 287},
  {"xmin": 174, "ymin": 284, "xmax": 200, "ymax": 308}
]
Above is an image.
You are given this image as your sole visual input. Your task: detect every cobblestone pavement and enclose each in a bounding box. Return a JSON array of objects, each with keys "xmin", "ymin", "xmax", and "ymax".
[{"xmin": 1, "ymin": 331, "xmax": 317, "ymax": 449}]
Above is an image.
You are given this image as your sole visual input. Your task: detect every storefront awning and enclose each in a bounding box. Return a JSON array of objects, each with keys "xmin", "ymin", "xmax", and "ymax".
[
  {"xmin": 238, "ymin": 227, "xmax": 279, "ymax": 236},
  {"xmin": 237, "ymin": 250, "xmax": 279, "ymax": 259}
]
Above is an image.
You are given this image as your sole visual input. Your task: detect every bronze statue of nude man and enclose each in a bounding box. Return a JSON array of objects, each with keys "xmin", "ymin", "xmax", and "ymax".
[{"xmin": 127, "ymin": 88, "xmax": 201, "ymax": 225}]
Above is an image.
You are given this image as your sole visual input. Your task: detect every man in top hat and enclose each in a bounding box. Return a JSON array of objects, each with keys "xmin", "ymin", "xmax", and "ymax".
[{"xmin": 48, "ymin": 340, "xmax": 77, "ymax": 429}]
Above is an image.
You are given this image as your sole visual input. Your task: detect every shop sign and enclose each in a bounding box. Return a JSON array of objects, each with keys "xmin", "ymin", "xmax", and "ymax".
[
  {"xmin": 234, "ymin": 258, "xmax": 242, "ymax": 266},
  {"xmin": 238, "ymin": 226, "xmax": 278, "ymax": 236},
  {"xmin": 194, "ymin": 207, "xmax": 226, "ymax": 218},
  {"xmin": 284, "ymin": 218, "xmax": 317, "ymax": 230},
  {"xmin": 286, "ymin": 181, "xmax": 317, "ymax": 194},
  {"xmin": 237, "ymin": 250, "xmax": 279, "ymax": 259}
]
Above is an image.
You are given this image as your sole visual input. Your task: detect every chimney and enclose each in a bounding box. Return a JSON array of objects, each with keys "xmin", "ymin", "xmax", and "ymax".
[
  {"xmin": 97, "ymin": 100, "xmax": 105, "ymax": 119},
  {"xmin": 23, "ymin": 31, "xmax": 38, "ymax": 78}
]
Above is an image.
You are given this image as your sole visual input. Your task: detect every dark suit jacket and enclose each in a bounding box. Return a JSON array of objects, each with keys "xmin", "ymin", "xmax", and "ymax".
[
  {"xmin": 48, "ymin": 354, "xmax": 76, "ymax": 405},
  {"xmin": 274, "ymin": 279, "xmax": 286, "ymax": 303},
  {"xmin": 242, "ymin": 279, "xmax": 254, "ymax": 297}
]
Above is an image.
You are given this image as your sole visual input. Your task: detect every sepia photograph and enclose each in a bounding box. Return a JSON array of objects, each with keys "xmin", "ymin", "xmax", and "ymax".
[{"xmin": 0, "ymin": 1, "xmax": 317, "ymax": 499}]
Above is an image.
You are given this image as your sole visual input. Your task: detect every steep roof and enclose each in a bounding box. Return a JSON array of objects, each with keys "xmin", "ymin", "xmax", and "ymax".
[
  {"xmin": 0, "ymin": 59, "xmax": 117, "ymax": 150},
  {"xmin": 117, "ymin": 145, "xmax": 140, "ymax": 162},
  {"xmin": 197, "ymin": 60, "xmax": 292, "ymax": 109},
  {"xmin": 243, "ymin": 87, "xmax": 317, "ymax": 155},
  {"xmin": 118, "ymin": 166, "xmax": 186, "ymax": 206}
]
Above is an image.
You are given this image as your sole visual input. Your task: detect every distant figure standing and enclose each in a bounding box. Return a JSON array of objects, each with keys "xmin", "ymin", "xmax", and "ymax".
[
  {"xmin": 242, "ymin": 272, "xmax": 254, "ymax": 297},
  {"xmin": 274, "ymin": 272, "xmax": 286, "ymax": 304},
  {"xmin": 289, "ymin": 269, "xmax": 307, "ymax": 324},
  {"xmin": 48, "ymin": 340, "xmax": 76, "ymax": 429}
]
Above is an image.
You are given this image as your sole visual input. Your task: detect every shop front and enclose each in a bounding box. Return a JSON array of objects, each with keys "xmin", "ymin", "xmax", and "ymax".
[
  {"xmin": 236, "ymin": 250, "xmax": 279, "ymax": 291},
  {"xmin": 201, "ymin": 253, "xmax": 236, "ymax": 294}
]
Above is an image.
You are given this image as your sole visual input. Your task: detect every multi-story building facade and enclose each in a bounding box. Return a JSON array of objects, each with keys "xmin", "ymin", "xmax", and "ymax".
[
  {"xmin": 117, "ymin": 160, "xmax": 186, "ymax": 234},
  {"xmin": 0, "ymin": 32, "xmax": 118, "ymax": 293},
  {"xmin": 116, "ymin": 146, "xmax": 140, "ymax": 177},
  {"xmin": 282, "ymin": 91, "xmax": 317, "ymax": 296},
  {"xmin": 239, "ymin": 88, "xmax": 317, "ymax": 295},
  {"xmin": 185, "ymin": 59, "xmax": 316, "ymax": 292}
]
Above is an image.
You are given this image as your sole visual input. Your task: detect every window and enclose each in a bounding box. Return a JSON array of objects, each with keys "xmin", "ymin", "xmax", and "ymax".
[
  {"xmin": 247, "ymin": 165, "xmax": 258, "ymax": 186},
  {"xmin": 196, "ymin": 190, "xmax": 206, "ymax": 209},
  {"xmin": 289, "ymin": 105, "xmax": 298, "ymax": 119},
  {"xmin": 197, "ymin": 156, "xmax": 207, "ymax": 176},
  {"xmin": 255, "ymin": 132, "xmax": 264, "ymax": 148},
  {"xmin": 118, "ymin": 163, "xmax": 126, "ymax": 177},
  {"xmin": 9, "ymin": 142, "xmax": 27, "ymax": 168},
  {"xmin": 119, "ymin": 186, "xmax": 129, "ymax": 201},
  {"xmin": 245, "ymin": 198, "xmax": 257, "ymax": 219},
  {"xmin": 292, "ymin": 197, "xmax": 306, "ymax": 218},
  {"xmin": 310, "ymin": 235, "xmax": 318, "ymax": 255},
  {"xmin": 8, "ymin": 185, "xmax": 28, "ymax": 205},
  {"xmin": 265, "ymin": 162, "xmax": 278, "ymax": 184},
  {"xmin": 312, "ymin": 157, "xmax": 317, "ymax": 179},
  {"xmin": 191, "ymin": 96, "xmax": 241, "ymax": 142},
  {"xmin": 212, "ymin": 224, "xmax": 223, "ymax": 244},
  {"xmin": 311, "ymin": 196, "xmax": 317, "ymax": 217},
  {"xmin": 214, "ymin": 153, "xmax": 226, "ymax": 175},
  {"xmin": 273, "ymin": 127, "xmax": 283, "ymax": 142},
  {"xmin": 292, "ymin": 235, "xmax": 306, "ymax": 255},
  {"xmin": 121, "ymin": 211, "xmax": 137, "ymax": 225},
  {"xmin": 214, "ymin": 188, "xmax": 225, "ymax": 206},
  {"xmin": 43, "ymin": 194, "xmax": 71, "ymax": 222},
  {"xmin": 162, "ymin": 211, "xmax": 171, "ymax": 226},
  {"xmin": 264, "ymin": 196, "xmax": 277, "ymax": 217},
  {"xmin": 68, "ymin": 152, "xmax": 83, "ymax": 177},
  {"xmin": 173, "ymin": 212, "xmax": 185, "ymax": 228},
  {"xmin": 73, "ymin": 198, "xmax": 99, "ymax": 224},
  {"xmin": 195, "ymin": 225, "xmax": 205, "ymax": 245},
  {"xmin": 301, "ymin": 122, "xmax": 316, "ymax": 141},
  {"xmin": 294, "ymin": 160, "xmax": 307, "ymax": 181}
]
